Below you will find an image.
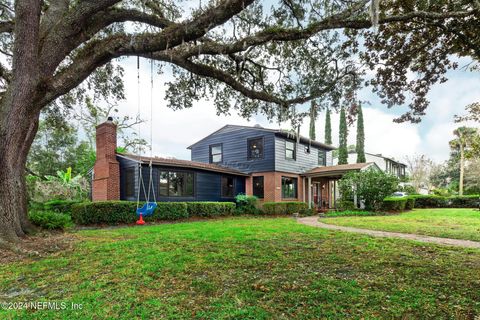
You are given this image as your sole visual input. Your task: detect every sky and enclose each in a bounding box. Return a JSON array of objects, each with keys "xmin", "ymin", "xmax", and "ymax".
[{"xmin": 114, "ymin": 56, "xmax": 479, "ymax": 164}]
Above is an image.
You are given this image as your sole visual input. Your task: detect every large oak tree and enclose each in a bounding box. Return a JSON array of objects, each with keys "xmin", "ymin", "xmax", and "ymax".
[{"xmin": 0, "ymin": 0, "xmax": 477, "ymax": 247}]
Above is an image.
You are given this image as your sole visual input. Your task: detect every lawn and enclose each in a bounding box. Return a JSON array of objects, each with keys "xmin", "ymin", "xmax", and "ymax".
[
  {"xmin": 325, "ymin": 208, "xmax": 480, "ymax": 241},
  {"xmin": 1, "ymin": 217, "xmax": 480, "ymax": 319}
]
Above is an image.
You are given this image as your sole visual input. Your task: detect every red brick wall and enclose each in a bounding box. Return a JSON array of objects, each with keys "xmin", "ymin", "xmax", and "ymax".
[
  {"xmin": 246, "ymin": 171, "xmax": 304, "ymax": 203},
  {"xmin": 92, "ymin": 120, "xmax": 120, "ymax": 201}
]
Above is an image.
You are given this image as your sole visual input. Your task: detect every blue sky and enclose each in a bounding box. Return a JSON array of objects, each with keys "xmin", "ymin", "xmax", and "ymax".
[{"xmin": 115, "ymin": 55, "xmax": 479, "ymax": 164}]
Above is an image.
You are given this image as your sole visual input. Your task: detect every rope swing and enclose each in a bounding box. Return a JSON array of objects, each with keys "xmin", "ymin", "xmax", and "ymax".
[{"xmin": 135, "ymin": 56, "xmax": 157, "ymax": 225}]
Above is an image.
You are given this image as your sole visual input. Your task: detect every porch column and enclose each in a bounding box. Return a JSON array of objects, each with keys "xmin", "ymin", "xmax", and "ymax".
[
  {"xmin": 308, "ymin": 177, "xmax": 312, "ymax": 209},
  {"xmin": 302, "ymin": 177, "xmax": 306, "ymax": 202}
]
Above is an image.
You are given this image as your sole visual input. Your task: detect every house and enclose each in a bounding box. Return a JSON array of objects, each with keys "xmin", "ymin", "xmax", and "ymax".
[
  {"xmin": 333, "ymin": 151, "xmax": 407, "ymax": 178},
  {"xmin": 92, "ymin": 119, "xmax": 378, "ymax": 210}
]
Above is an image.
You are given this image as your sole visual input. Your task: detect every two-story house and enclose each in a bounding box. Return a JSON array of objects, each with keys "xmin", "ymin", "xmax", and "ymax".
[
  {"xmin": 333, "ymin": 151, "xmax": 406, "ymax": 178},
  {"xmin": 92, "ymin": 120, "xmax": 378, "ymax": 210}
]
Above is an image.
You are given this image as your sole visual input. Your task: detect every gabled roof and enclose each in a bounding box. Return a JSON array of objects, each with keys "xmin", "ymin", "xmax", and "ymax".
[
  {"xmin": 117, "ymin": 154, "xmax": 249, "ymax": 176},
  {"xmin": 187, "ymin": 124, "xmax": 336, "ymax": 150},
  {"xmin": 302, "ymin": 162, "xmax": 379, "ymax": 177},
  {"xmin": 346, "ymin": 151, "xmax": 407, "ymax": 167}
]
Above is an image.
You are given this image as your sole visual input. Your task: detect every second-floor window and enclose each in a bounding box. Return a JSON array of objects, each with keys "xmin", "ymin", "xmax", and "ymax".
[
  {"xmin": 209, "ymin": 144, "xmax": 223, "ymax": 163},
  {"xmin": 318, "ymin": 150, "xmax": 326, "ymax": 166},
  {"xmin": 285, "ymin": 141, "xmax": 296, "ymax": 160},
  {"xmin": 248, "ymin": 137, "xmax": 264, "ymax": 160}
]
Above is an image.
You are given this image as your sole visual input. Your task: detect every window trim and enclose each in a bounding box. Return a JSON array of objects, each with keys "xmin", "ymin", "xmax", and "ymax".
[
  {"xmin": 247, "ymin": 136, "xmax": 265, "ymax": 160},
  {"xmin": 281, "ymin": 176, "xmax": 298, "ymax": 199},
  {"xmin": 159, "ymin": 169, "xmax": 196, "ymax": 198},
  {"xmin": 285, "ymin": 140, "xmax": 296, "ymax": 160},
  {"xmin": 252, "ymin": 176, "xmax": 264, "ymax": 199},
  {"xmin": 209, "ymin": 143, "xmax": 223, "ymax": 164},
  {"xmin": 221, "ymin": 176, "xmax": 235, "ymax": 198}
]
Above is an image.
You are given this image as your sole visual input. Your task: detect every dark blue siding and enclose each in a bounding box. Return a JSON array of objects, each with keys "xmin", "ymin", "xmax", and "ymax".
[
  {"xmin": 118, "ymin": 157, "xmax": 245, "ymax": 202},
  {"xmin": 274, "ymin": 136, "xmax": 332, "ymax": 174},
  {"xmin": 190, "ymin": 126, "xmax": 275, "ymax": 174}
]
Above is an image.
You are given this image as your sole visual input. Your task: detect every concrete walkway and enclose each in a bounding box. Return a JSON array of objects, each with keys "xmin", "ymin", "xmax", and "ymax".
[{"xmin": 297, "ymin": 216, "xmax": 480, "ymax": 249}]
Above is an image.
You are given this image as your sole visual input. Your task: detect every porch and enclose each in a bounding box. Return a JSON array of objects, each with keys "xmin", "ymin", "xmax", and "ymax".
[{"xmin": 301, "ymin": 163, "xmax": 377, "ymax": 212}]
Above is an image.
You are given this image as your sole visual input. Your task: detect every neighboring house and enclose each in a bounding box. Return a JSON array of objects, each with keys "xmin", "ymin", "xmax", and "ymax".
[
  {"xmin": 92, "ymin": 119, "xmax": 378, "ymax": 210},
  {"xmin": 333, "ymin": 152, "xmax": 407, "ymax": 178}
]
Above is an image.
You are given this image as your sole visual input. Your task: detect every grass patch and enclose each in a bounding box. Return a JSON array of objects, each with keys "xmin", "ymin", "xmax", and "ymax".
[
  {"xmin": 325, "ymin": 210, "xmax": 386, "ymax": 217},
  {"xmin": 0, "ymin": 216, "xmax": 479, "ymax": 319},
  {"xmin": 326, "ymin": 208, "xmax": 480, "ymax": 241}
]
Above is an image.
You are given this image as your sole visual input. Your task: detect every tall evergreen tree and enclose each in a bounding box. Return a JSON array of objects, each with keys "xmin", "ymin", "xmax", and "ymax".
[
  {"xmin": 309, "ymin": 101, "xmax": 317, "ymax": 140},
  {"xmin": 338, "ymin": 107, "xmax": 348, "ymax": 164},
  {"xmin": 325, "ymin": 108, "xmax": 332, "ymax": 145},
  {"xmin": 356, "ymin": 105, "xmax": 366, "ymax": 163}
]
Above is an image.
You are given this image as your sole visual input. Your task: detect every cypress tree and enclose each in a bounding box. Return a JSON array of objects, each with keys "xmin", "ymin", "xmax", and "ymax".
[
  {"xmin": 338, "ymin": 107, "xmax": 348, "ymax": 164},
  {"xmin": 324, "ymin": 108, "xmax": 332, "ymax": 145},
  {"xmin": 356, "ymin": 105, "xmax": 366, "ymax": 163},
  {"xmin": 309, "ymin": 101, "xmax": 317, "ymax": 140}
]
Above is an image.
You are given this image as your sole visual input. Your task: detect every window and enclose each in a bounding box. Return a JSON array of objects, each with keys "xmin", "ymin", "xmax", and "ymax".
[
  {"xmin": 221, "ymin": 176, "xmax": 235, "ymax": 198},
  {"xmin": 209, "ymin": 144, "xmax": 223, "ymax": 163},
  {"xmin": 124, "ymin": 167, "xmax": 135, "ymax": 198},
  {"xmin": 281, "ymin": 176, "xmax": 297, "ymax": 199},
  {"xmin": 159, "ymin": 170, "xmax": 194, "ymax": 197},
  {"xmin": 304, "ymin": 145, "xmax": 311, "ymax": 153},
  {"xmin": 318, "ymin": 150, "xmax": 326, "ymax": 166},
  {"xmin": 285, "ymin": 141, "xmax": 296, "ymax": 160},
  {"xmin": 252, "ymin": 176, "xmax": 264, "ymax": 199},
  {"xmin": 248, "ymin": 137, "xmax": 264, "ymax": 160}
]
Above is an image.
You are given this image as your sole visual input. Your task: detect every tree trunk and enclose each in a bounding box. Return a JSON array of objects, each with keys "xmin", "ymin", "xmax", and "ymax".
[
  {"xmin": 459, "ymin": 143, "xmax": 464, "ymax": 196},
  {"xmin": 0, "ymin": 102, "xmax": 40, "ymax": 247}
]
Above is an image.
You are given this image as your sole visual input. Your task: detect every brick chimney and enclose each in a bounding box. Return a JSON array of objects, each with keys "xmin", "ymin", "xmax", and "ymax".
[{"xmin": 92, "ymin": 117, "xmax": 120, "ymax": 201}]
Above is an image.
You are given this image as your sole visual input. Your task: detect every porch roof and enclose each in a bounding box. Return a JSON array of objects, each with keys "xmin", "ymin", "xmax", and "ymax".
[{"xmin": 301, "ymin": 162, "xmax": 377, "ymax": 178}]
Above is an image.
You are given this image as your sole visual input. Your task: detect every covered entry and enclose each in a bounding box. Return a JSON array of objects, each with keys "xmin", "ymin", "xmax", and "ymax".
[{"xmin": 302, "ymin": 163, "xmax": 378, "ymax": 211}]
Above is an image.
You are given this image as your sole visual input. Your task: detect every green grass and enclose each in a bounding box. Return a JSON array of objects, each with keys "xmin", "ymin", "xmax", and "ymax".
[
  {"xmin": 326, "ymin": 208, "xmax": 480, "ymax": 241},
  {"xmin": 1, "ymin": 217, "xmax": 480, "ymax": 319}
]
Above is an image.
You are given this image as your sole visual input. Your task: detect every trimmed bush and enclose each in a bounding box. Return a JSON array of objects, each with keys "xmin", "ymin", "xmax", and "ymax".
[
  {"xmin": 186, "ymin": 202, "xmax": 236, "ymax": 217},
  {"xmin": 337, "ymin": 200, "xmax": 355, "ymax": 211},
  {"xmin": 409, "ymin": 195, "xmax": 448, "ymax": 208},
  {"xmin": 235, "ymin": 194, "xmax": 261, "ymax": 215},
  {"xmin": 29, "ymin": 210, "xmax": 73, "ymax": 230},
  {"xmin": 71, "ymin": 201, "xmax": 138, "ymax": 225},
  {"xmin": 44, "ymin": 199, "xmax": 83, "ymax": 215},
  {"xmin": 151, "ymin": 202, "xmax": 189, "ymax": 220},
  {"xmin": 262, "ymin": 202, "xmax": 309, "ymax": 215},
  {"xmin": 382, "ymin": 197, "xmax": 407, "ymax": 211},
  {"xmin": 405, "ymin": 197, "xmax": 416, "ymax": 210},
  {"xmin": 448, "ymin": 195, "xmax": 480, "ymax": 208}
]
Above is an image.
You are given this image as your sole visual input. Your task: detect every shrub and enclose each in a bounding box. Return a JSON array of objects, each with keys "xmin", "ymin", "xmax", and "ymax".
[
  {"xmin": 71, "ymin": 201, "xmax": 138, "ymax": 225},
  {"xmin": 29, "ymin": 210, "xmax": 73, "ymax": 230},
  {"xmin": 382, "ymin": 197, "xmax": 407, "ymax": 211},
  {"xmin": 409, "ymin": 195, "xmax": 448, "ymax": 208},
  {"xmin": 448, "ymin": 195, "xmax": 480, "ymax": 208},
  {"xmin": 262, "ymin": 202, "xmax": 309, "ymax": 215},
  {"xmin": 151, "ymin": 202, "xmax": 188, "ymax": 220},
  {"xmin": 405, "ymin": 197, "xmax": 416, "ymax": 210},
  {"xmin": 337, "ymin": 200, "xmax": 355, "ymax": 211},
  {"xmin": 186, "ymin": 202, "xmax": 236, "ymax": 217},
  {"xmin": 235, "ymin": 194, "xmax": 261, "ymax": 215},
  {"xmin": 338, "ymin": 169, "xmax": 399, "ymax": 211},
  {"xmin": 44, "ymin": 199, "xmax": 83, "ymax": 215}
]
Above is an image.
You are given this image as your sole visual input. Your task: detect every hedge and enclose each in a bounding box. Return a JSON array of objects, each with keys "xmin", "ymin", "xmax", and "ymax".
[
  {"xmin": 409, "ymin": 195, "xmax": 479, "ymax": 208},
  {"xmin": 262, "ymin": 201, "xmax": 310, "ymax": 215},
  {"xmin": 185, "ymin": 202, "xmax": 236, "ymax": 217},
  {"xmin": 29, "ymin": 210, "xmax": 73, "ymax": 230},
  {"xmin": 71, "ymin": 201, "xmax": 238, "ymax": 225},
  {"xmin": 405, "ymin": 197, "xmax": 416, "ymax": 210},
  {"xmin": 44, "ymin": 199, "xmax": 83, "ymax": 215},
  {"xmin": 381, "ymin": 197, "xmax": 407, "ymax": 211}
]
